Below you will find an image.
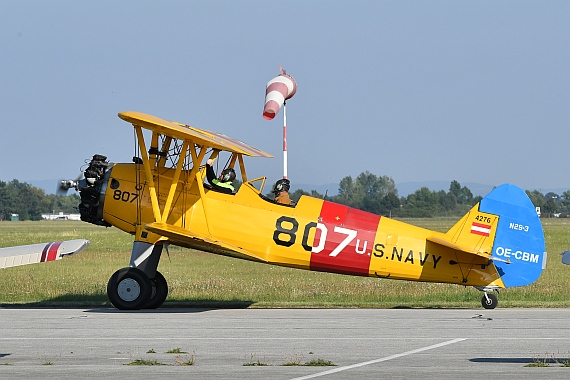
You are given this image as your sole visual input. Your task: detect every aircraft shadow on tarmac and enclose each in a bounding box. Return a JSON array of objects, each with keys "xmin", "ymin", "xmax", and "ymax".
[
  {"xmin": 0, "ymin": 294, "xmax": 255, "ymax": 311},
  {"xmin": 470, "ymin": 357, "xmax": 570, "ymax": 364},
  {"xmin": 3, "ymin": 295, "xmax": 498, "ymax": 312}
]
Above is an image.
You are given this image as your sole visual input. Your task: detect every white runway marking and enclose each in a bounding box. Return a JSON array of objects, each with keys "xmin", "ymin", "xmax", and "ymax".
[{"xmin": 289, "ymin": 338, "xmax": 467, "ymax": 380}]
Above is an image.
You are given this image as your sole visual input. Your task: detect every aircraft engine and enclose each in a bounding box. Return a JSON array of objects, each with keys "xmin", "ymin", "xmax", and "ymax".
[{"xmin": 77, "ymin": 154, "xmax": 113, "ymax": 227}]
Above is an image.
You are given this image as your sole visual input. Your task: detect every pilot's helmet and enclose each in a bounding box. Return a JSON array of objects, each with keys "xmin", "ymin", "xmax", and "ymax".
[
  {"xmin": 220, "ymin": 168, "xmax": 236, "ymax": 182},
  {"xmin": 273, "ymin": 178, "xmax": 290, "ymax": 195}
]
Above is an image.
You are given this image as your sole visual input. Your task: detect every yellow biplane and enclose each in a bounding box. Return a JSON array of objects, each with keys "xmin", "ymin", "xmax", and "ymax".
[{"xmin": 68, "ymin": 111, "xmax": 546, "ymax": 310}]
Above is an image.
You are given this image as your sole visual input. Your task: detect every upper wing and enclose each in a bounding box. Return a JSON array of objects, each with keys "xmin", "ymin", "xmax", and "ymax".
[
  {"xmin": 0, "ymin": 239, "xmax": 90, "ymax": 269},
  {"xmin": 119, "ymin": 111, "xmax": 273, "ymax": 157},
  {"xmin": 144, "ymin": 222, "xmax": 267, "ymax": 263}
]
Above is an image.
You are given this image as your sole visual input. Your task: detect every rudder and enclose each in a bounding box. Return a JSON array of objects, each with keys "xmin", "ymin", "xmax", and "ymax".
[{"xmin": 479, "ymin": 184, "xmax": 546, "ymax": 287}]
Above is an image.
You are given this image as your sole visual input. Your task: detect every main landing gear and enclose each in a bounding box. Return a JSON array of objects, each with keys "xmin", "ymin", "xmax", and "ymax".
[{"xmin": 107, "ymin": 242, "xmax": 168, "ymax": 310}]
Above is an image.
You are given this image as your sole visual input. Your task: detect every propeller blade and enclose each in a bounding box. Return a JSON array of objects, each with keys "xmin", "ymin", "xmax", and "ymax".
[{"xmin": 56, "ymin": 174, "xmax": 82, "ymax": 196}]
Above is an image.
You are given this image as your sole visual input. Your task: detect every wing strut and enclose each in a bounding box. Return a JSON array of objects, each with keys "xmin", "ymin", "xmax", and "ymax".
[
  {"xmin": 237, "ymin": 154, "xmax": 247, "ymax": 182},
  {"xmin": 195, "ymin": 169, "xmax": 214, "ymax": 237},
  {"xmin": 160, "ymin": 140, "xmax": 189, "ymax": 223},
  {"xmin": 134, "ymin": 127, "xmax": 211, "ymax": 225},
  {"xmin": 135, "ymin": 125, "xmax": 162, "ymax": 222}
]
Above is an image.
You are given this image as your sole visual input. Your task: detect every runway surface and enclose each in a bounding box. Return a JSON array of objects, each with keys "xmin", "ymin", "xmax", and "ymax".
[{"xmin": 1, "ymin": 307, "xmax": 569, "ymax": 379}]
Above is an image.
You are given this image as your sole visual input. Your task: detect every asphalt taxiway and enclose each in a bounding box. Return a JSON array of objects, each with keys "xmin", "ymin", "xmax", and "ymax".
[{"xmin": 1, "ymin": 307, "xmax": 569, "ymax": 379}]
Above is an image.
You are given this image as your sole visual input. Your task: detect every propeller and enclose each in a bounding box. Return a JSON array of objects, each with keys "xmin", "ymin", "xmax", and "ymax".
[{"xmin": 57, "ymin": 174, "xmax": 82, "ymax": 196}]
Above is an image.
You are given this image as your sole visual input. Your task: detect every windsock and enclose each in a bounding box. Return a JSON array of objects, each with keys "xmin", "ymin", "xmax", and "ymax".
[{"xmin": 263, "ymin": 72, "xmax": 297, "ymax": 120}]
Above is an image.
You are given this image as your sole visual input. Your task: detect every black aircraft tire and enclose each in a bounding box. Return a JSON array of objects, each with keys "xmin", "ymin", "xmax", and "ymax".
[
  {"xmin": 107, "ymin": 267, "xmax": 152, "ymax": 310},
  {"xmin": 143, "ymin": 271, "xmax": 169, "ymax": 309},
  {"xmin": 481, "ymin": 293, "xmax": 498, "ymax": 309}
]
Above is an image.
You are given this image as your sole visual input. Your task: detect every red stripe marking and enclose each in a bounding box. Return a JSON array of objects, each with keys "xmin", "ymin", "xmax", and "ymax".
[
  {"xmin": 265, "ymin": 81, "xmax": 289, "ymax": 96},
  {"xmin": 263, "ymin": 100, "xmax": 280, "ymax": 120},
  {"xmin": 46, "ymin": 242, "xmax": 62, "ymax": 262},
  {"xmin": 40, "ymin": 243, "xmax": 52, "ymax": 262},
  {"xmin": 471, "ymin": 222, "xmax": 491, "ymax": 237},
  {"xmin": 318, "ymin": 201, "xmax": 348, "ymax": 224},
  {"xmin": 310, "ymin": 201, "xmax": 380, "ymax": 276}
]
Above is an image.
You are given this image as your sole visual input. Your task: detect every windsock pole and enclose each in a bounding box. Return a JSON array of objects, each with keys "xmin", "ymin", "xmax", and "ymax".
[{"xmin": 283, "ymin": 101, "xmax": 287, "ymax": 179}]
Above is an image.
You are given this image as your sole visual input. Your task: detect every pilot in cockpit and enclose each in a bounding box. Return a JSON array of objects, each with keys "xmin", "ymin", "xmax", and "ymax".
[
  {"xmin": 273, "ymin": 178, "xmax": 291, "ymax": 205},
  {"xmin": 205, "ymin": 159, "xmax": 235, "ymax": 194}
]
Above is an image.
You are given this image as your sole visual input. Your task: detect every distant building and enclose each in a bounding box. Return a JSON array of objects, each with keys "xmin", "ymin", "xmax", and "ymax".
[
  {"xmin": 10, "ymin": 213, "xmax": 19, "ymax": 221},
  {"xmin": 41, "ymin": 212, "xmax": 81, "ymax": 221}
]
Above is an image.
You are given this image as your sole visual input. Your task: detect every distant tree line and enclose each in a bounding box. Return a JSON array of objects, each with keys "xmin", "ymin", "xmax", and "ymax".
[
  {"xmin": 0, "ymin": 180, "xmax": 80, "ymax": 221},
  {"xmin": 2, "ymin": 175, "xmax": 569, "ymax": 221},
  {"xmin": 289, "ymin": 171, "xmax": 570, "ymax": 219}
]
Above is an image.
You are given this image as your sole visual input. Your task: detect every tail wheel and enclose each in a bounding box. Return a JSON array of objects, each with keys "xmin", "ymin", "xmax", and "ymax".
[
  {"xmin": 107, "ymin": 267, "xmax": 151, "ymax": 310},
  {"xmin": 143, "ymin": 271, "xmax": 169, "ymax": 309},
  {"xmin": 481, "ymin": 293, "xmax": 498, "ymax": 309}
]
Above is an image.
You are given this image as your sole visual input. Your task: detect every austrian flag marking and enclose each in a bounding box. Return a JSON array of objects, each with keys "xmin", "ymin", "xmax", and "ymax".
[{"xmin": 471, "ymin": 222, "xmax": 491, "ymax": 237}]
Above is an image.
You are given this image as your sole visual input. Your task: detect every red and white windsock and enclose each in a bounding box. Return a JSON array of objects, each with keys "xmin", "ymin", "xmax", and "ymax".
[{"xmin": 263, "ymin": 70, "xmax": 297, "ymax": 120}]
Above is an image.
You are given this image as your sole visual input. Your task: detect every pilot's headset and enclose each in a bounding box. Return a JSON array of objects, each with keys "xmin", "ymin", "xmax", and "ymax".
[
  {"xmin": 220, "ymin": 168, "xmax": 236, "ymax": 182},
  {"xmin": 273, "ymin": 178, "xmax": 290, "ymax": 195}
]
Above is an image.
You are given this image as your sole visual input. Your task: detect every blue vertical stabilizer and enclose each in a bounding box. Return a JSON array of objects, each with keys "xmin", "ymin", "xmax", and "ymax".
[{"xmin": 479, "ymin": 184, "xmax": 546, "ymax": 287}]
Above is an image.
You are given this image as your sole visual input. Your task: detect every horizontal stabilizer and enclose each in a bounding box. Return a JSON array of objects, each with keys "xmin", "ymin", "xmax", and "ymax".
[
  {"xmin": 426, "ymin": 236, "xmax": 492, "ymax": 259},
  {"xmin": 0, "ymin": 239, "xmax": 90, "ymax": 269}
]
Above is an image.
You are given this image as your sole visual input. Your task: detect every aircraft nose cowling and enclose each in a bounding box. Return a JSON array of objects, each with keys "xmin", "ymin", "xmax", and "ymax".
[{"xmin": 78, "ymin": 154, "xmax": 113, "ymax": 227}]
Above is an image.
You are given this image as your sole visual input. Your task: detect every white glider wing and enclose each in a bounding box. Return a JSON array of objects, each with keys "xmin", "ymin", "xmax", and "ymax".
[{"xmin": 0, "ymin": 239, "xmax": 89, "ymax": 269}]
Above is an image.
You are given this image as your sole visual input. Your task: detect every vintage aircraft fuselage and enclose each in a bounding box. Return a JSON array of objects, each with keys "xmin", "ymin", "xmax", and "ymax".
[{"xmin": 77, "ymin": 158, "xmax": 505, "ymax": 289}]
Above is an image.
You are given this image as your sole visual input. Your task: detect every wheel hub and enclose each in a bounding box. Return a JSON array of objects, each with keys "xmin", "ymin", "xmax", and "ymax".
[{"xmin": 117, "ymin": 278, "xmax": 140, "ymax": 301}]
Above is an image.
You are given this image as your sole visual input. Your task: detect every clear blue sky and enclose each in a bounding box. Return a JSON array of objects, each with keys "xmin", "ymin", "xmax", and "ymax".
[{"xmin": 1, "ymin": 1, "xmax": 569, "ymax": 193}]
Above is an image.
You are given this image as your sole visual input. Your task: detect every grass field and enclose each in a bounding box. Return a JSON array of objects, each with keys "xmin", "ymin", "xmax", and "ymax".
[{"xmin": 1, "ymin": 218, "xmax": 569, "ymax": 308}]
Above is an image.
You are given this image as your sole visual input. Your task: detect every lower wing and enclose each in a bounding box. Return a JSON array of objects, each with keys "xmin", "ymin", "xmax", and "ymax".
[{"xmin": 144, "ymin": 222, "xmax": 267, "ymax": 263}]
